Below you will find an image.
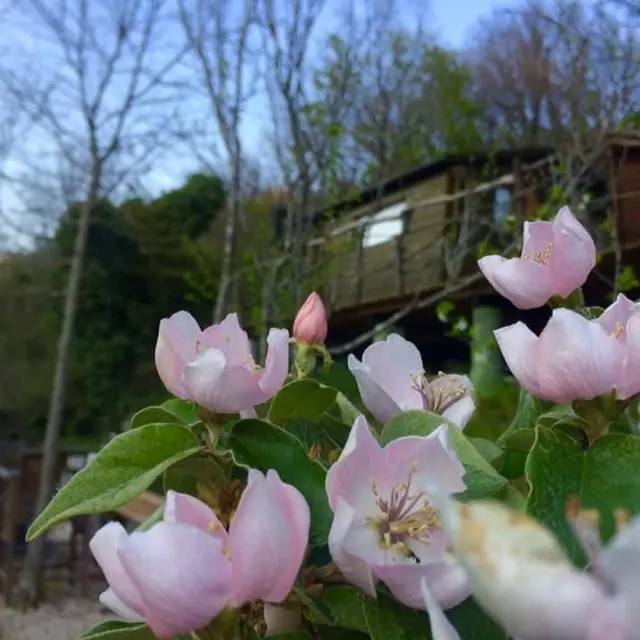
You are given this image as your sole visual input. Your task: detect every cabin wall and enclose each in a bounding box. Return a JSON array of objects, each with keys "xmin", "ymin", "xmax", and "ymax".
[
  {"xmin": 322, "ymin": 174, "xmax": 450, "ymax": 311},
  {"xmin": 317, "ymin": 156, "xmax": 547, "ymax": 315},
  {"xmin": 612, "ymin": 146, "xmax": 640, "ymax": 247}
]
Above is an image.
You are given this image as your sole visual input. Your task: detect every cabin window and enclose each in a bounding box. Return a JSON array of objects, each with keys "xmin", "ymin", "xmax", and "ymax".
[
  {"xmin": 493, "ymin": 187, "xmax": 511, "ymax": 225},
  {"xmin": 362, "ymin": 202, "xmax": 408, "ymax": 248}
]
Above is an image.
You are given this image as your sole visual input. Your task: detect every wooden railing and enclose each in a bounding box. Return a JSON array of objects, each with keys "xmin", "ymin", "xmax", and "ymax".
[{"xmin": 115, "ymin": 490, "xmax": 164, "ymax": 524}]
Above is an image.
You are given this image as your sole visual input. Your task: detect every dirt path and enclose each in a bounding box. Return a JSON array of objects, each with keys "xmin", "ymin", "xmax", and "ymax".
[{"xmin": 0, "ymin": 598, "xmax": 115, "ymax": 640}]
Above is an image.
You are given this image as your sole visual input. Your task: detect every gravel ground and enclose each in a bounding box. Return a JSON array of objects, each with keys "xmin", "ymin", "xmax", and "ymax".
[{"xmin": 0, "ymin": 598, "xmax": 115, "ymax": 640}]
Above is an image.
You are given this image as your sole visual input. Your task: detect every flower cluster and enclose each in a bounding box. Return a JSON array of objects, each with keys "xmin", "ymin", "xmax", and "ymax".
[
  {"xmin": 27, "ymin": 204, "xmax": 640, "ymax": 640},
  {"xmin": 91, "ymin": 471, "xmax": 309, "ymax": 638}
]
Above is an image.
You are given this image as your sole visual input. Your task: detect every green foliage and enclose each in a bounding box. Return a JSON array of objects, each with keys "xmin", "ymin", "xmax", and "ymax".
[
  {"xmin": 26, "ymin": 424, "xmax": 202, "ymax": 540},
  {"xmin": 268, "ymin": 380, "xmax": 338, "ymax": 426},
  {"xmin": 77, "ymin": 620, "xmax": 191, "ymax": 639},
  {"xmin": 526, "ymin": 426, "xmax": 640, "ymax": 564},
  {"xmin": 308, "ymin": 585, "xmax": 505, "ymax": 640},
  {"xmin": 226, "ymin": 419, "xmax": 332, "ymax": 545}
]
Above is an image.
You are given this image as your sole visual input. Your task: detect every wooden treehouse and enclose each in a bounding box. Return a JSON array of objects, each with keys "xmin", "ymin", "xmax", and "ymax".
[{"xmin": 305, "ymin": 135, "xmax": 640, "ymax": 361}]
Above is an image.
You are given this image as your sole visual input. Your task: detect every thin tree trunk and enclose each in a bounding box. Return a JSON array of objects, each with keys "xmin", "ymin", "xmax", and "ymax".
[
  {"xmin": 16, "ymin": 160, "xmax": 101, "ymax": 607},
  {"xmin": 213, "ymin": 156, "xmax": 241, "ymax": 323}
]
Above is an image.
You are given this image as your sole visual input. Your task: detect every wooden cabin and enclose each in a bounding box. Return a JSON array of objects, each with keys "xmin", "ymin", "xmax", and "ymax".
[
  {"xmin": 309, "ymin": 147, "xmax": 556, "ymax": 318},
  {"xmin": 306, "ymin": 136, "xmax": 640, "ymax": 341},
  {"xmin": 302, "ymin": 136, "xmax": 640, "ymax": 361}
]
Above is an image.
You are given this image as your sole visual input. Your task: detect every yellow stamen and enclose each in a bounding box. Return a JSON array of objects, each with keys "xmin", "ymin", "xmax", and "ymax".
[
  {"xmin": 610, "ymin": 322, "xmax": 625, "ymax": 339},
  {"xmin": 526, "ymin": 241, "xmax": 553, "ymax": 265}
]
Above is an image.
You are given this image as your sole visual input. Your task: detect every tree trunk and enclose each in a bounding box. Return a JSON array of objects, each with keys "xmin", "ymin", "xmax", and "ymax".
[
  {"xmin": 469, "ymin": 304, "xmax": 504, "ymax": 399},
  {"xmin": 213, "ymin": 155, "xmax": 241, "ymax": 323},
  {"xmin": 15, "ymin": 161, "xmax": 101, "ymax": 607}
]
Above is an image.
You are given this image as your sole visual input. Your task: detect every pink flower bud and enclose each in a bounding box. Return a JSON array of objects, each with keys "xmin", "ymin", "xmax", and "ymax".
[{"xmin": 293, "ymin": 292, "xmax": 328, "ymax": 344}]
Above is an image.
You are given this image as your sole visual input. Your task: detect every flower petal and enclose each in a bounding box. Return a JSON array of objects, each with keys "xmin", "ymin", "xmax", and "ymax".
[
  {"xmin": 163, "ymin": 491, "xmax": 227, "ymax": 543},
  {"xmin": 263, "ymin": 603, "xmax": 302, "ymax": 637},
  {"xmin": 535, "ymin": 309, "xmax": 621, "ymax": 402},
  {"xmin": 99, "ymin": 588, "xmax": 145, "ymax": 622},
  {"xmin": 600, "ymin": 513, "xmax": 640, "ymax": 633},
  {"xmin": 549, "ymin": 207, "xmax": 596, "ymax": 297},
  {"xmin": 183, "ymin": 348, "xmax": 263, "ymax": 414},
  {"xmin": 421, "ymin": 578, "xmax": 462, "ymax": 640},
  {"xmin": 595, "ymin": 293, "xmax": 637, "ymax": 341},
  {"xmin": 433, "ymin": 498, "xmax": 621, "ymax": 640},
  {"xmin": 229, "ymin": 469, "xmax": 309, "ymax": 605},
  {"xmin": 262, "ymin": 470, "xmax": 310, "ymax": 601},
  {"xmin": 154, "ymin": 311, "xmax": 202, "ymax": 398},
  {"xmin": 201, "ymin": 312, "xmax": 253, "ymax": 365},
  {"xmin": 477, "ymin": 255, "xmax": 553, "ymax": 310},
  {"xmin": 89, "ymin": 522, "xmax": 145, "ymax": 618},
  {"xmin": 522, "ymin": 219, "xmax": 555, "ymax": 257},
  {"xmin": 257, "ymin": 328, "xmax": 290, "ymax": 399},
  {"xmin": 328, "ymin": 497, "xmax": 377, "ymax": 597},
  {"xmin": 432, "ymin": 374, "xmax": 475, "ymax": 428},
  {"xmin": 494, "ymin": 322, "xmax": 543, "ymax": 397},
  {"xmin": 374, "ymin": 560, "xmax": 469, "ymax": 610},
  {"xmin": 119, "ymin": 522, "xmax": 231, "ymax": 639},
  {"xmin": 348, "ymin": 354, "xmax": 403, "ymax": 423},
  {"xmin": 325, "ymin": 415, "xmax": 383, "ymax": 513},
  {"xmin": 441, "ymin": 394, "xmax": 475, "ymax": 430},
  {"xmin": 618, "ymin": 310, "xmax": 640, "ymax": 400},
  {"xmin": 383, "ymin": 426, "xmax": 466, "ymax": 496},
  {"xmin": 359, "ymin": 334, "xmax": 424, "ymax": 411}
]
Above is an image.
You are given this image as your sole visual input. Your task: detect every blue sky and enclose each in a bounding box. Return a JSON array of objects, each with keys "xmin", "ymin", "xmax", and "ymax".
[
  {"xmin": 1, "ymin": 0, "xmax": 507, "ymax": 246},
  {"xmin": 433, "ymin": 0, "xmax": 499, "ymax": 46}
]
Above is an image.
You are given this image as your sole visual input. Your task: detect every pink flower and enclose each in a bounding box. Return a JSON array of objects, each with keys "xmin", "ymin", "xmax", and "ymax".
[
  {"xmin": 293, "ymin": 291, "xmax": 328, "ymax": 344},
  {"xmin": 495, "ymin": 295, "xmax": 640, "ymax": 404},
  {"xmin": 89, "ymin": 520, "xmax": 231, "ymax": 638},
  {"xmin": 91, "ymin": 470, "xmax": 310, "ymax": 637},
  {"xmin": 326, "ymin": 415, "xmax": 469, "ymax": 611},
  {"xmin": 154, "ymin": 311, "xmax": 290, "ymax": 414},
  {"xmin": 595, "ymin": 294, "xmax": 640, "ymax": 400},
  {"xmin": 478, "ymin": 206, "xmax": 596, "ymax": 310},
  {"xmin": 420, "ymin": 490, "xmax": 638, "ymax": 640},
  {"xmin": 348, "ymin": 334, "xmax": 475, "ymax": 428}
]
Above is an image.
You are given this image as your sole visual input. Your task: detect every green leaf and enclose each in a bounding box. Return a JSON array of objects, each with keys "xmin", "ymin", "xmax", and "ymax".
[
  {"xmin": 447, "ymin": 597, "xmax": 507, "ymax": 639},
  {"xmin": 268, "ymin": 379, "xmax": 338, "ymax": 426},
  {"xmin": 498, "ymin": 483, "xmax": 527, "ymax": 510},
  {"xmin": 380, "ymin": 411, "xmax": 507, "ymax": 499},
  {"xmin": 130, "ymin": 406, "xmax": 185, "ymax": 429},
  {"xmin": 497, "ymin": 388, "xmax": 543, "ymax": 444},
  {"xmin": 536, "ymin": 409, "xmax": 586, "ymax": 431},
  {"xmin": 499, "ymin": 429, "xmax": 535, "ymax": 480},
  {"xmin": 305, "ymin": 585, "xmax": 368, "ymax": 632},
  {"xmin": 227, "ymin": 419, "xmax": 332, "ymax": 545},
  {"xmin": 27, "ymin": 425, "xmax": 202, "ymax": 540},
  {"xmin": 268, "ymin": 633, "xmax": 310, "ymax": 640},
  {"xmin": 162, "ymin": 398, "xmax": 200, "ymax": 425},
  {"xmin": 362, "ymin": 592, "xmax": 429, "ymax": 640},
  {"xmin": 580, "ymin": 433, "xmax": 640, "ymax": 539},
  {"xmin": 468, "ymin": 437, "xmax": 503, "ymax": 463},
  {"xmin": 163, "ymin": 455, "xmax": 227, "ymax": 495},
  {"xmin": 526, "ymin": 427, "xmax": 640, "ymax": 564},
  {"xmin": 333, "ymin": 391, "xmax": 363, "ymax": 427},
  {"xmin": 525, "ymin": 426, "xmax": 586, "ymax": 564},
  {"xmin": 313, "ymin": 360, "xmax": 364, "ymax": 408},
  {"xmin": 78, "ymin": 620, "xmax": 186, "ymax": 639},
  {"xmin": 319, "ymin": 413, "xmax": 350, "ymax": 448}
]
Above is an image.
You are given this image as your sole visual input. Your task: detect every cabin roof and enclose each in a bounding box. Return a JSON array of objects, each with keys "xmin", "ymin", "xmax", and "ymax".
[
  {"xmin": 312, "ymin": 146, "xmax": 555, "ymax": 222},
  {"xmin": 312, "ymin": 133, "xmax": 640, "ymax": 223}
]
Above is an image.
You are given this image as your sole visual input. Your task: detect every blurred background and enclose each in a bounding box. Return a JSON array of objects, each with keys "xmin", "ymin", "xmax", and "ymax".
[{"xmin": 1, "ymin": 0, "xmax": 640, "ymax": 630}]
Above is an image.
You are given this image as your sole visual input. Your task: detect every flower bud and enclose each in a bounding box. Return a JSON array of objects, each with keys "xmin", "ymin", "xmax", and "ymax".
[{"xmin": 293, "ymin": 292, "xmax": 328, "ymax": 344}]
